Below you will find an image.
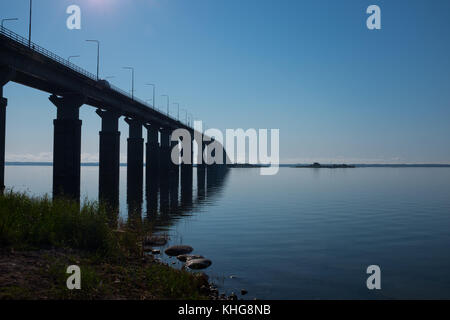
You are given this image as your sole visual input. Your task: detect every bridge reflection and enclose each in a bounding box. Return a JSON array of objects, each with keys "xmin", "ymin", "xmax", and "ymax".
[{"xmin": 125, "ymin": 166, "xmax": 229, "ymax": 232}]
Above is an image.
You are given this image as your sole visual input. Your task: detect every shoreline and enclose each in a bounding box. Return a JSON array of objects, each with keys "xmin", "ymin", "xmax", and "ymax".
[
  {"xmin": 0, "ymin": 191, "xmax": 225, "ymax": 300},
  {"xmin": 5, "ymin": 162, "xmax": 450, "ymax": 168}
]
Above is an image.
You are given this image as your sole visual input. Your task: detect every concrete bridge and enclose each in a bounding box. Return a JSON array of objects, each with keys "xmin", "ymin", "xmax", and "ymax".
[{"xmin": 0, "ymin": 26, "xmax": 227, "ymax": 205}]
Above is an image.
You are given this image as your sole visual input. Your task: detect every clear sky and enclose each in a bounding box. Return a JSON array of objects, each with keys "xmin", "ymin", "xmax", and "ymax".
[{"xmin": 1, "ymin": 0, "xmax": 450, "ymax": 164}]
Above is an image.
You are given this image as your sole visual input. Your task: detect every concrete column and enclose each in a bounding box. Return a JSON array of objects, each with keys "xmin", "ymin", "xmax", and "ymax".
[
  {"xmin": 96, "ymin": 109, "xmax": 121, "ymax": 208},
  {"xmin": 0, "ymin": 88, "xmax": 6, "ymax": 193},
  {"xmin": 208, "ymin": 140, "xmax": 217, "ymax": 170},
  {"xmin": 198, "ymin": 136, "xmax": 206, "ymax": 171},
  {"xmin": 50, "ymin": 94, "xmax": 84, "ymax": 200},
  {"xmin": 160, "ymin": 129, "xmax": 171, "ymax": 173},
  {"xmin": 171, "ymin": 139, "xmax": 179, "ymax": 174},
  {"xmin": 125, "ymin": 118, "xmax": 144, "ymax": 205},
  {"xmin": 0, "ymin": 67, "xmax": 14, "ymax": 193},
  {"xmin": 145, "ymin": 124, "xmax": 159, "ymax": 181},
  {"xmin": 169, "ymin": 137, "xmax": 180, "ymax": 211}
]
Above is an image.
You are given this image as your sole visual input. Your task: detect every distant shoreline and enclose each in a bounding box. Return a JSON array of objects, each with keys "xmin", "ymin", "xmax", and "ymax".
[{"xmin": 5, "ymin": 162, "xmax": 450, "ymax": 168}]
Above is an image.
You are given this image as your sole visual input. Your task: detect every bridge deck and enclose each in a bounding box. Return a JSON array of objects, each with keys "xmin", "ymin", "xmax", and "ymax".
[{"xmin": 0, "ymin": 26, "xmax": 194, "ymax": 132}]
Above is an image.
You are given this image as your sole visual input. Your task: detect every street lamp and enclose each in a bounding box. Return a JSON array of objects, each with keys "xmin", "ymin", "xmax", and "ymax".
[
  {"xmin": 173, "ymin": 103, "xmax": 180, "ymax": 120},
  {"xmin": 123, "ymin": 67, "xmax": 135, "ymax": 100},
  {"xmin": 146, "ymin": 83, "xmax": 156, "ymax": 109},
  {"xmin": 68, "ymin": 55, "xmax": 80, "ymax": 63},
  {"xmin": 1, "ymin": 18, "xmax": 18, "ymax": 28},
  {"xmin": 86, "ymin": 40, "xmax": 100, "ymax": 80},
  {"xmin": 181, "ymin": 108, "xmax": 188, "ymax": 124},
  {"xmin": 28, "ymin": 0, "xmax": 32, "ymax": 47},
  {"xmin": 161, "ymin": 95, "xmax": 169, "ymax": 116}
]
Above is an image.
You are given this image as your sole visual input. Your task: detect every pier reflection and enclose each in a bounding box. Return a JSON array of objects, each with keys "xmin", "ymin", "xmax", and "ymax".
[{"xmin": 124, "ymin": 166, "xmax": 230, "ymax": 232}]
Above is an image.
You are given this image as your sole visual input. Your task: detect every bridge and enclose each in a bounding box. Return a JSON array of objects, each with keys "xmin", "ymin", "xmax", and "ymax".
[{"xmin": 0, "ymin": 25, "xmax": 228, "ymax": 205}]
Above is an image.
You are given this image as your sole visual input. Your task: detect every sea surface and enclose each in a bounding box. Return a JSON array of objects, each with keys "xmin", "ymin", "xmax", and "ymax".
[{"xmin": 5, "ymin": 165, "xmax": 450, "ymax": 299}]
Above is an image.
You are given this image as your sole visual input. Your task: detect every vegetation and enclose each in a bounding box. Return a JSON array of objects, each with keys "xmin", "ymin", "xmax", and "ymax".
[{"xmin": 0, "ymin": 191, "xmax": 210, "ymax": 300}]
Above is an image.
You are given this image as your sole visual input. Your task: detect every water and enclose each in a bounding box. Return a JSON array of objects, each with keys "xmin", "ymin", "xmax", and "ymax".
[{"xmin": 5, "ymin": 165, "xmax": 450, "ymax": 299}]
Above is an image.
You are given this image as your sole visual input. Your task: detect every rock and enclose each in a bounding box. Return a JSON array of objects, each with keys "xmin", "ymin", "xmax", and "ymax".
[
  {"xmin": 177, "ymin": 254, "xmax": 204, "ymax": 262},
  {"xmin": 164, "ymin": 245, "xmax": 193, "ymax": 256},
  {"xmin": 241, "ymin": 289, "xmax": 248, "ymax": 295},
  {"xmin": 143, "ymin": 246, "xmax": 153, "ymax": 252},
  {"xmin": 185, "ymin": 258, "xmax": 212, "ymax": 270},
  {"xmin": 230, "ymin": 275, "xmax": 237, "ymax": 279},
  {"xmin": 151, "ymin": 249, "xmax": 160, "ymax": 255},
  {"xmin": 194, "ymin": 272, "xmax": 209, "ymax": 286},
  {"xmin": 143, "ymin": 235, "xmax": 168, "ymax": 246}
]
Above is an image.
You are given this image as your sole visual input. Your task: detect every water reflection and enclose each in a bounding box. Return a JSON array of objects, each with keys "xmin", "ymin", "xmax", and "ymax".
[{"xmin": 130, "ymin": 166, "xmax": 231, "ymax": 232}]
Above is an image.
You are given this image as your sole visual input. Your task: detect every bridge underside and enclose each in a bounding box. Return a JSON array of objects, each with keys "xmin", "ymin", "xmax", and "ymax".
[{"xmin": 0, "ymin": 29, "xmax": 228, "ymax": 206}]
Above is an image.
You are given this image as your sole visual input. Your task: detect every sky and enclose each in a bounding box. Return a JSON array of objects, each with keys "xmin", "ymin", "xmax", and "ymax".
[{"xmin": 1, "ymin": 0, "xmax": 450, "ymax": 164}]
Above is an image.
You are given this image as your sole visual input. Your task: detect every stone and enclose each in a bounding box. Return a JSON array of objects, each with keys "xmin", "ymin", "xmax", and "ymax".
[
  {"xmin": 185, "ymin": 258, "xmax": 212, "ymax": 270},
  {"xmin": 151, "ymin": 249, "xmax": 160, "ymax": 255},
  {"xmin": 241, "ymin": 289, "xmax": 248, "ymax": 295},
  {"xmin": 177, "ymin": 254, "xmax": 204, "ymax": 262},
  {"xmin": 194, "ymin": 272, "xmax": 209, "ymax": 286},
  {"xmin": 143, "ymin": 235, "xmax": 168, "ymax": 246},
  {"xmin": 164, "ymin": 245, "xmax": 193, "ymax": 256}
]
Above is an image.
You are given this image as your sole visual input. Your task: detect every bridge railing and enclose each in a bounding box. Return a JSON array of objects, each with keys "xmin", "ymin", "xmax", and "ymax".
[{"xmin": 0, "ymin": 26, "xmax": 190, "ymax": 128}]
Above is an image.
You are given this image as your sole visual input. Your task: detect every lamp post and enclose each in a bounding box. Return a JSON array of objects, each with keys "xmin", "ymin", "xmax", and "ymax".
[
  {"xmin": 181, "ymin": 108, "xmax": 188, "ymax": 124},
  {"xmin": 173, "ymin": 103, "xmax": 180, "ymax": 120},
  {"xmin": 123, "ymin": 67, "xmax": 135, "ymax": 100},
  {"xmin": 86, "ymin": 40, "xmax": 100, "ymax": 80},
  {"xmin": 68, "ymin": 55, "xmax": 80, "ymax": 63},
  {"xmin": 161, "ymin": 95, "xmax": 169, "ymax": 116},
  {"xmin": 28, "ymin": 0, "xmax": 32, "ymax": 47},
  {"xmin": 1, "ymin": 18, "xmax": 18, "ymax": 28},
  {"xmin": 146, "ymin": 83, "xmax": 156, "ymax": 109}
]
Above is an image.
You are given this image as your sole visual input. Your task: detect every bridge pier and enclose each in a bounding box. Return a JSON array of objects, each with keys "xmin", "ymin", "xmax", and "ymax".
[
  {"xmin": 197, "ymin": 136, "xmax": 206, "ymax": 170},
  {"xmin": 145, "ymin": 124, "xmax": 159, "ymax": 182},
  {"xmin": 160, "ymin": 129, "xmax": 171, "ymax": 173},
  {"xmin": 0, "ymin": 67, "xmax": 15, "ymax": 193},
  {"xmin": 97, "ymin": 109, "xmax": 121, "ymax": 208},
  {"xmin": 50, "ymin": 94, "xmax": 84, "ymax": 200},
  {"xmin": 0, "ymin": 93, "xmax": 6, "ymax": 194},
  {"xmin": 196, "ymin": 137, "xmax": 206, "ymax": 200},
  {"xmin": 125, "ymin": 118, "xmax": 144, "ymax": 204},
  {"xmin": 181, "ymin": 136, "xmax": 193, "ymax": 177},
  {"xmin": 171, "ymin": 138, "xmax": 180, "ymax": 174},
  {"xmin": 0, "ymin": 88, "xmax": 7, "ymax": 194}
]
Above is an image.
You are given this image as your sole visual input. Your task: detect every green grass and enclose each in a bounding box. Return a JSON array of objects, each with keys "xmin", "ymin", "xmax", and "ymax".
[
  {"xmin": 0, "ymin": 191, "xmax": 211, "ymax": 300},
  {"xmin": 0, "ymin": 191, "xmax": 135, "ymax": 257}
]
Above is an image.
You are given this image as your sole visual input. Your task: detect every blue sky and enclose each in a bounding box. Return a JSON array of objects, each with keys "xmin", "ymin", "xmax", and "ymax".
[{"xmin": 1, "ymin": 0, "xmax": 450, "ymax": 163}]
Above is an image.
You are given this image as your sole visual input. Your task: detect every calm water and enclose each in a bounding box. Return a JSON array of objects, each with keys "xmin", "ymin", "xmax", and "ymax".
[{"xmin": 5, "ymin": 166, "xmax": 450, "ymax": 299}]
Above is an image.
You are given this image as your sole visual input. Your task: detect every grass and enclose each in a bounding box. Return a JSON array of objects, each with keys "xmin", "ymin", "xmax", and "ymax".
[
  {"xmin": 0, "ymin": 190, "xmax": 139, "ymax": 257},
  {"xmin": 0, "ymin": 191, "xmax": 211, "ymax": 300}
]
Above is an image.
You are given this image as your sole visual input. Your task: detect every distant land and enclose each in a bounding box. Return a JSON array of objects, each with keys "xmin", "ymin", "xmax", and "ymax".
[{"xmin": 5, "ymin": 162, "xmax": 450, "ymax": 168}]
